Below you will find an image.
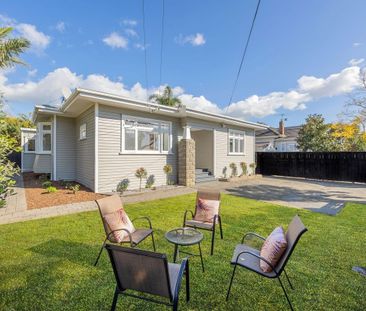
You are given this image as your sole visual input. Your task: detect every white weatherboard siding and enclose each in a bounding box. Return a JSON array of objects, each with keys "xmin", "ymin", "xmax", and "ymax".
[
  {"xmin": 22, "ymin": 154, "xmax": 35, "ymax": 172},
  {"xmin": 75, "ymin": 106, "xmax": 95, "ymax": 190},
  {"xmin": 33, "ymin": 154, "xmax": 52, "ymax": 173},
  {"xmin": 56, "ymin": 116, "xmax": 76, "ymax": 180},
  {"xmin": 97, "ymin": 105, "xmax": 180, "ymax": 193}
]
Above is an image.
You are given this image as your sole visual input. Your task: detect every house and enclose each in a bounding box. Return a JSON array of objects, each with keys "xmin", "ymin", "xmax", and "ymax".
[
  {"xmin": 21, "ymin": 88, "xmax": 267, "ymax": 192},
  {"xmin": 256, "ymin": 119, "xmax": 301, "ymax": 152}
]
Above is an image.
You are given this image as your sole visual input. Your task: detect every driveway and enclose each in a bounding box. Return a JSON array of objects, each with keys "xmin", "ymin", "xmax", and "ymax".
[{"xmin": 196, "ymin": 176, "xmax": 366, "ymax": 215}]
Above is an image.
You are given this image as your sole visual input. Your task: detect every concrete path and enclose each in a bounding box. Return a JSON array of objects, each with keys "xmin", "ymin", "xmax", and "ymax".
[
  {"xmin": 0, "ymin": 186, "xmax": 195, "ymax": 225},
  {"xmin": 1, "ymin": 174, "xmax": 27, "ymax": 217},
  {"xmin": 196, "ymin": 176, "xmax": 366, "ymax": 215}
]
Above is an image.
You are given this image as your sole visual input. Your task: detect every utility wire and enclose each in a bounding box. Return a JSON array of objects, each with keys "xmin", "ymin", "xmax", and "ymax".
[
  {"xmin": 142, "ymin": 0, "xmax": 149, "ymax": 101},
  {"xmin": 225, "ymin": 0, "xmax": 261, "ymax": 112},
  {"xmin": 158, "ymin": 0, "xmax": 165, "ymax": 91}
]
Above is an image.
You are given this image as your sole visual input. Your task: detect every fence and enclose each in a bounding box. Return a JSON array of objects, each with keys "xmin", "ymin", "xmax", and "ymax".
[{"xmin": 256, "ymin": 152, "xmax": 366, "ymax": 183}]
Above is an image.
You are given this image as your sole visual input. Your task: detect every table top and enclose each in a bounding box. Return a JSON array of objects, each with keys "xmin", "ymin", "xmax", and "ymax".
[{"xmin": 165, "ymin": 227, "xmax": 203, "ymax": 246}]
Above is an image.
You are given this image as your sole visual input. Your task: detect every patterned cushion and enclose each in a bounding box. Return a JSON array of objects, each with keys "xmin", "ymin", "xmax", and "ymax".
[
  {"xmin": 260, "ymin": 226, "xmax": 287, "ymax": 272},
  {"xmin": 194, "ymin": 198, "xmax": 220, "ymax": 223},
  {"xmin": 103, "ymin": 209, "xmax": 136, "ymax": 243}
]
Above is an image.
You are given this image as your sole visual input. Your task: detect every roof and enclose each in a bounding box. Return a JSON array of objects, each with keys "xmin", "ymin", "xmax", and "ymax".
[
  {"xmin": 256, "ymin": 125, "xmax": 302, "ymax": 139},
  {"xmin": 33, "ymin": 88, "xmax": 268, "ymax": 130}
]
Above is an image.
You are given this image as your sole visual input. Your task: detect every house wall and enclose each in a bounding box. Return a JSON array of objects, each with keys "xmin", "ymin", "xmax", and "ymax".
[
  {"xmin": 97, "ymin": 105, "xmax": 181, "ymax": 193},
  {"xmin": 75, "ymin": 106, "xmax": 95, "ymax": 190},
  {"xmin": 22, "ymin": 153, "xmax": 35, "ymax": 172},
  {"xmin": 33, "ymin": 154, "xmax": 52, "ymax": 174},
  {"xmin": 191, "ymin": 130, "xmax": 214, "ymax": 172},
  {"xmin": 56, "ymin": 116, "xmax": 76, "ymax": 180}
]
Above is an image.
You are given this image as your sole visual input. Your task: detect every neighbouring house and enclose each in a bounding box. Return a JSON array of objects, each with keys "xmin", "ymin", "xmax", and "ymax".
[
  {"xmin": 21, "ymin": 88, "xmax": 267, "ymax": 192},
  {"xmin": 256, "ymin": 119, "xmax": 301, "ymax": 152}
]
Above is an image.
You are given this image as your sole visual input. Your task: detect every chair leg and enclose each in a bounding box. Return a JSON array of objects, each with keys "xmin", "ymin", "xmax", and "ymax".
[
  {"xmin": 278, "ymin": 277, "xmax": 294, "ymax": 311},
  {"xmin": 110, "ymin": 287, "xmax": 119, "ymax": 311},
  {"xmin": 210, "ymin": 223, "xmax": 216, "ymax": 256},
  {"xmin": 151, "ymin": 232, "xmax": 156, "ymax": 252},
  {"xmin": 219, "ymin": 217, "xmax": 223, "ymax": 239},
  {"xmin": 198, "ymin": 242, "xmax": 205, "ymax": 272},
  {"xmin": 186, "ymin": 260, "xmax": 190, "ymax": 302},
  {"xmin": 284, "ymin": 269, "xmax": 294, "ymax": 290},
  {"xmin": 94, "ymin": 239, "xmax": 107, "ymax": 266},
  {"xmin": 226, "ymin": 264, "xmax": 238, "ymax": 301}
]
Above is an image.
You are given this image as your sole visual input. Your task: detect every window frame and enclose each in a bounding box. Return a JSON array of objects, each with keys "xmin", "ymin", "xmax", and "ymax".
[
  {"xmin": 38, "ymin": 122, "xmax": 52, "ymax": 154},
  {"xmin": 120, "ymin": 115, "xmax": 173, "ymax": 154},
  {"xmin": 228, "ymin": 129, "xmax": 246, "ymax": 155},
  {"xmin": 22, "ymin": 132, "xmax": 36, "ymax": 154},
  {"xmin": 79, "ymin": 123, "xmax": 87, "ymax": 140}
]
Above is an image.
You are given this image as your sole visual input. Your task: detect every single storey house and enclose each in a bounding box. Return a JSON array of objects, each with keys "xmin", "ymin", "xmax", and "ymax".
[{"xmin": 21, "ymin": 88, "xmax": 267, "ymax": 192}]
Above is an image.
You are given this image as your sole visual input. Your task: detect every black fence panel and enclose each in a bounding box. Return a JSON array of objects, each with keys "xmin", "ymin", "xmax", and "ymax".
[
  {"xmin": 256, "ymin": 152, "xmax": 366, "ymax": 183},
  {"xmin": 7, "ymin": 151, "xmax": 21, "ymax": 168}
]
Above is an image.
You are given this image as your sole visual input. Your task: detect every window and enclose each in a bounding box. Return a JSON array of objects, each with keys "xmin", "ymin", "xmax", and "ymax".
[
  {"xmin": 23, "ymin": 132, "xmax": 36, "ymax": 153},
  {"xmin": 121, "ymin": 116, "xmax": 172, "ymax": 153},
  {"xmin": 228, "ymin": 130, "xmax": 245, "ymax": 155},
  {"xmin": 38, "ymin": 122, "xmax": 52, "ymax": 153},
  {"xmin": 80, "ymin": 123, "xmax": 87, "ymax": 140}
]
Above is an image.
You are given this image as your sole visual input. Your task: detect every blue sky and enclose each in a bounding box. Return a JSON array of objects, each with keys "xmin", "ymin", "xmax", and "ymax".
[{"xmin": 1, "ymin": 0, "xmax": 365, "ymax": 127}]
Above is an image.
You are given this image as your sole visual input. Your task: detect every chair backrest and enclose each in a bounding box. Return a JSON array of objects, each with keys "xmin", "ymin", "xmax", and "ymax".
[
  {"xmin": 105, "ymin": 244, "xmax": 173, "ymax": 300},
  {"xmin": 275, "ymin": 215, "xmax": 307, "ymax": 274},
  {"xmin": 195, "ymin": 191, "xmax": 221, "ymax": 215},
  {"xmin": 96, "ymin": 195, "xmax": 124, "ymax": 238}
]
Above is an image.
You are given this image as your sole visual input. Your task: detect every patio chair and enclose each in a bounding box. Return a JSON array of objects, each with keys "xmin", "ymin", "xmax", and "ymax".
[
  {"xmin": 183, "ymin": 191, "xmax": 223, "ymax": 255},
  {"xmin": 94, "ymin": 194, "xmax": 156, "ymax": 266},
  {"xmin": 105, "ymin": 244, "xmax": 190, "ymax": 311},
  {"xmin": 226, "ymin": 215, "xmax": 307, "ymax": 310}
]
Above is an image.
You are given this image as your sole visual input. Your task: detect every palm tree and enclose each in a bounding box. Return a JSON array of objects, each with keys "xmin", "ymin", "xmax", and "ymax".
[
  {"xmin": 149, "ymin": 86, "xmax": 181, "ymax": 107},
  {"xmin": 0, "ymin": 27, "xmax": 30, "ymax": 69}
]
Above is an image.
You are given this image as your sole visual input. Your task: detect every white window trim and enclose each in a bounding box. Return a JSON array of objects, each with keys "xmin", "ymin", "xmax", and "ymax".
[
  {"xmin": 79, "ymin": 123, "xmax": 87, "ymax": 140},
  {"xmin": 22, "ymin": 132, "xmax": 36, "ymax": 154},
  {"xmin": 228, "ymin": 129, "xmax": 246, "ymax": 155},
  {"xmin": 120, "ymin": 114, "xmax": 173, "ymax": 155},
  {"xmin": 37, "ymin": 122, "xmax": 52, "ymax": 154}
]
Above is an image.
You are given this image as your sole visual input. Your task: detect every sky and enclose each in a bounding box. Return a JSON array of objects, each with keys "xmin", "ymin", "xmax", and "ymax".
[{"xmin": 0, "ymin": 0, "xmax": 365, "ymax": 127}]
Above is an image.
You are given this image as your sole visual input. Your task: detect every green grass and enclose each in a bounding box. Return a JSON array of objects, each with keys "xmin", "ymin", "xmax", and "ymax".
[{"xmin": 0, "ymin": 194, "xmax": 365, "ymax": 311}]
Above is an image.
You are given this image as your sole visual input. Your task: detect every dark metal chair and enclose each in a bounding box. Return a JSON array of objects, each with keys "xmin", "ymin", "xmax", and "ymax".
[
  {"xmin": 183, "ymin": 191, "xmax": 223, "ymax": 255},
  {"xmin": 226, "ymin": 215, "xmax": 308, "ymax": 310},
  {"xmin": 105, "ymin": 244, "xmax": 190, "ymax": 311},
  {"xmin": 94, "ymin": 195, "xmax": 156, "ymax": 266}
]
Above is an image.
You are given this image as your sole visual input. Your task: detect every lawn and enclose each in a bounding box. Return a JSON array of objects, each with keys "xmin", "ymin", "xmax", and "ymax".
[{"xmin": 0, "ymin": 194, "xmax": 364, "ymax": 311}]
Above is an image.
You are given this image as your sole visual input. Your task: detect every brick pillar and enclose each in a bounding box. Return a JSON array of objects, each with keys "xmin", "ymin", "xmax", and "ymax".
[{"xmin": 178, "ymin": 139, "xmax": 195, "ymax": 187}]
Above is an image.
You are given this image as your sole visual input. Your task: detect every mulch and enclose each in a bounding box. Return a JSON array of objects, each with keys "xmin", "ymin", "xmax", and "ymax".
[{"xmin": 23, "ymin": 173, "xmax": 106, "ymax": 209}]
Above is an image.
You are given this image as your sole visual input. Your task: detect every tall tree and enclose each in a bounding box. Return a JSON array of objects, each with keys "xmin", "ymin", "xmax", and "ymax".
[
  {"xmin": 149, "ymin": 86, "xmax": 182, "ymax": 107},
  {"xmin": 330, "ymin": 117, "xmax": 366, "ymax": 151},
  {"xmin": 297, "ymin": 114, "xmax": 334, "ymax": 151},
  {"xmin": 0, "ymin": 27, "xmax": 30, "ymax": 68}
]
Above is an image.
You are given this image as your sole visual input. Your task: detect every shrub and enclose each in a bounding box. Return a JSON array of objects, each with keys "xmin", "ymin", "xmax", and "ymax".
[
  {"xmin": 145, "ymin": 175, "xmax": 155, "ymax": 189},
  {"xmin": 38, "ymin": 174, "xmax": 49, "ymax": 183},
  {"xmin": 163, "ymin": 164, "xmax": 173, "ymax": 185},
  {"xmin": 229, "ymin": 162, "xmax": 238, "ymax": 177},
  {"xmin": 42, "ymin": 181, "xmax": 52, "ymax": 189},
  {"xmin": 249, "ymin": 162, "xmax": 257, "ymax": 175},
  {"xmin": 46, "ymin": 186, "xmax": 57, "ymax": 193},
  {"xmin": 117, "ymin": 179, "xmax": 129, "ymax": 194},
  {"xmin": 59, "ymin": 180, "xmax": 67, "ymax": 187},
  {"xmin": 240, "ymin": 162, "xmax": 247, "ymax": 176},
  {"xmin": 222, "ymin": 166, "xmax": 227, "ymax": 178},
  {"xmin": 135, "ymin": 167, "xmax": 147, "ymax": 191},
  {"xmin": 68, "ymin": 183, "xmax": 80, "ymax": 194}
]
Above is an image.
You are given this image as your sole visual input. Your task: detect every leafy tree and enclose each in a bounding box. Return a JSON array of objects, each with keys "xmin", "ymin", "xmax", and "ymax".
[
  {"xmin": 330, "ymin": 117, "xmax": 366, "ymax": 151},
  {"xmin": 0, "ymin": 27, "xmax": 30, "ymax": 68},
  {"xmin": 0, "ymin": 113, "xmax": 34, "ymax": 145},
  {"xmin": 297, "ymin": 114, "xmax": 334, "ymax": 151},
  {"xmin": 135, "ymin": 167, "xmax": 147, "ymax": 191},
  {"xmin": 149, "ymin": 86, "xmax": 181, "ymax": 107}
]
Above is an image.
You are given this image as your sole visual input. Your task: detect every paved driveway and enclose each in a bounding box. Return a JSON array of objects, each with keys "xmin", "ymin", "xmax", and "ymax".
[{"xmin": 196, "ymin": 176, "xmax": 366, "ymax": 215}]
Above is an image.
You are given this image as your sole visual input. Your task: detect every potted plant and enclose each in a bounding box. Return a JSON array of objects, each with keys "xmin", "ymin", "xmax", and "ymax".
[
  {"xmin": 163, "ymin": 164, "xmax": 173, "ymax": 185},
  {"xmin": 135, "ymin": 167, "xmax": 147, "ymax": 192}
]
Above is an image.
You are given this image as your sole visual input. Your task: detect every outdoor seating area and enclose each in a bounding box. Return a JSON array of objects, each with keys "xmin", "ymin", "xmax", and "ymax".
[{"xmin": 0, "ymin": 193, "xmax": 363, "ymax": 310}]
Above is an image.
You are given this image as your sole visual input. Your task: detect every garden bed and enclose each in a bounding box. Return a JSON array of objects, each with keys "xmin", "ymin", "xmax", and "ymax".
[{"xmin": 23, "ymin": 173, "xmax": 105, "ymax": 209}]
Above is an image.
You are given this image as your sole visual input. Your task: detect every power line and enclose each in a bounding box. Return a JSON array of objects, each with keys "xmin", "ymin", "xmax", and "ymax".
[
  {"xmin": 159, "ymin": 0, "xmax": 165, "ymax": 89},
  {"xmin": 225, "ymin": 0, "xmax": 262, "ymax": 112},
  {"xmin": 142, "ymin": 0, "xmax": 149, "ymax": 101}
]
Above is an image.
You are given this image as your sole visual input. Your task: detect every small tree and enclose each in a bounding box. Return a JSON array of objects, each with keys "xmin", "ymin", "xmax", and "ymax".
[
  {"xmin": 163, "ymin": 164, "xmax": 173, "ymax": 185},
  {"xmin": 229, "ymin": 162, "xmax": 237, "ymax": 177},
  {"xmin": 240, "ymin": 162, "xmax": 247, "ymax": 177},
  {"xmin": 249, "ymin": 162, "xmax": 256, "ymax": 175},
  {"xmin": 135, "ymin": 167, "xmax": 147, "ymax": 191}
]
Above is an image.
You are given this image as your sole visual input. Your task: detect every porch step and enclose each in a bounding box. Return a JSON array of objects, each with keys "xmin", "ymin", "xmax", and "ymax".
[{"xmin": 195, "ymin": 168, "xmax": 216, "ymax": 183}]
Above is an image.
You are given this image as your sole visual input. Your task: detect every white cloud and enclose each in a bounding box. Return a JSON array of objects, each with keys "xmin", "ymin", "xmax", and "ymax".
[
  {"xmin": 175, "ymin": 33, "xmax": 206, "ymax": 46},
  {"xmin": 125, "ymin": 28, "xmax": 138, "ymax": 37},
  {"xmin": 55, "ymin": 21, "xmax": 65, "ymax": 33},
  {"xmin": 348, "ymin": 58, "xmax": 364, "ymax": 66},
  {"xmin": 122, "ymin": 19, "xmax": 137, "ymax": 27},
  {"xmin": 353, "ymin": 42, "xmax": 362, "ymax": 47},
  {"xmin": 28, "ymin": 69, "xmax": 38, "ymax": 77},
  {"xmin": 103, "ymin": 32, "xmax": 128, "ymax": 49},
  {"xmin": 0, "ymin": 65, "xmax": 362, "ymax": 120}
]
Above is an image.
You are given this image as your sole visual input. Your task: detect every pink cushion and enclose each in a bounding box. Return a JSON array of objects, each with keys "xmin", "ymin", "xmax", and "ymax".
[
  {"xmin": 260, "ymin": 226, "xmax": 287, "ymax": 272},
  {"xmin": 194, "ymin": 198, "xmax": 220, "ymax": 223},
  {"xmin": 103, "ymin": 209, "xmax": 136, "ymax": 243}
]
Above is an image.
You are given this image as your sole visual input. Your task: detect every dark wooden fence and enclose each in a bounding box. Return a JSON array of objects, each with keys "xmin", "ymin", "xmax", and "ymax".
[
  {"xmin": 256, "ymin": 152, "xmax": 366, "ymax": 183},
  {"xmin": 7, "ymin": 151, "xmax": 21, "ymax": 168}
]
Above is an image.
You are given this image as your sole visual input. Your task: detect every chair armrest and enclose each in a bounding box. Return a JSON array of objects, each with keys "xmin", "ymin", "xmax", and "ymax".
[
  {"xmin": 183, "ymin": 210, "xmax": 194, "ymax": 226},
  {"xmin": 131, "ymin": 216, "xmax": 153, "ymax": 229},
  {"xmin": 106, "ymin": 229, "xmax": 133, "ymax": 246},
  {"xmin": 234, "ymin": 250, "xmax": 279, "ymax": 276},
  {"xmin": 241, "ymin": 232, "xmax": 266, "ymax": 244},
  {"xmin": 173, "ymin": 258, "xmax": 189, "ymax": 300}
]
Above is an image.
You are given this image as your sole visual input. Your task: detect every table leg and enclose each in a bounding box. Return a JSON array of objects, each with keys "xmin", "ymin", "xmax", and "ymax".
[
  {"xmin": 198, "ymin": 242, "xmax": 205, "ymax": 272},
  {"xmin": 173, "ymin": 244, "xmax": 178, "ymax": 263}
]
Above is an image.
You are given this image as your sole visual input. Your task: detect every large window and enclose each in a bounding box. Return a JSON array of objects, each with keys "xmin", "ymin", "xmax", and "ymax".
[
  {"xmin": 228, "ymin": 130, "xmax": 245, "ymax": 155},
  {"xmin": 23, "ymin": 132, "xmax": 36, "ymax": 153},
  {"xmin": 121, "ymin": 116, "xmax": 172, "ymax": 153},
  {"xmin": 38, "ymin": 122, "xmax": 52, "ymax": 153}
]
